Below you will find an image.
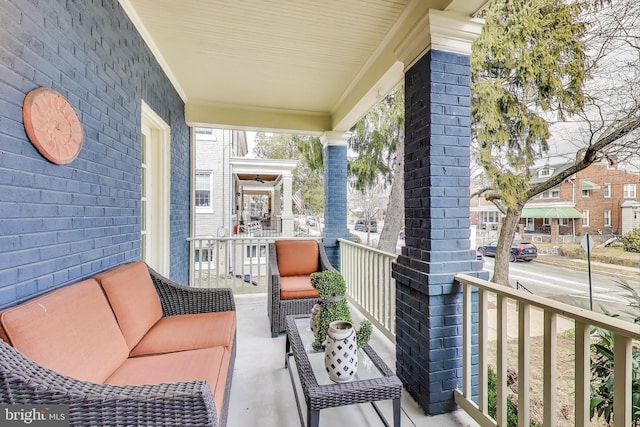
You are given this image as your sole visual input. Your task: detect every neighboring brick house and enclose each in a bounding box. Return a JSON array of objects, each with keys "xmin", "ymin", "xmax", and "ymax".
[{"xmin": 471, "ymin": 159, "xmax": 640, "ymax": 239}]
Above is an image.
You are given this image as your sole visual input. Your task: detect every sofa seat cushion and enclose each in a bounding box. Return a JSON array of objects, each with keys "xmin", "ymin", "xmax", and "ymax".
[
  {"xmin": 94, "ymin": 261, "xmax": 163, "ymax": 351},
  {"xmin": 130, "ymin": 311, "xmax": 236, "ymax": 357},
  {"xmin": 275, "ymin": 240, "xmax": 319, "ymax": 276},
  {"xmin": 0, "ymin": 279, "xmax": 129, "ymax": 383},
  {"xmin": 280, "ymin": 275, "xmax": 320, "ymax": 299},
  {"xmin": 106, "ymin": 346, "xmax": 230, "ymax": 422}
]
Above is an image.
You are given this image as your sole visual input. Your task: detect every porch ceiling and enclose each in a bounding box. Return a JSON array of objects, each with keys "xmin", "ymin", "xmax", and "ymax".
[{"xmin": 120, "ymin": 0, "xmax": 488, "ymax": 133}]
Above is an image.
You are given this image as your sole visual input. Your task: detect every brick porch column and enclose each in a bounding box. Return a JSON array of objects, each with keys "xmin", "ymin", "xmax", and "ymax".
[
  {"xmin": 392, "ymin": 10, "xmax": 487, "ymax": 414},
  {"xmin": 322, "ymin": 131, "xmax": 351, "ymax": 268}
]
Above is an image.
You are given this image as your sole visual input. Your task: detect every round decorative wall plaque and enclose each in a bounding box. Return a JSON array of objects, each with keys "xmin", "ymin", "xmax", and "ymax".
[{"xmin": 22, "ymin": 87, "xmax": 84, "ymax": 165}]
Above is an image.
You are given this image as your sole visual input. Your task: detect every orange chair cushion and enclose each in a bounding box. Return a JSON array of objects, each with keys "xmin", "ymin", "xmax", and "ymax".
[
  {"xmin": 280, "ymin": 275, "xmax": 320, "ymax": 299},
  {"xmin": 0, "ymin": 279, "xmax": 129, "ymax": 383},
  {"xmin": 106, "ymin": 346, "xmax": 230, "ymax": 423},
  {"xmin": 275, "ymin": 240, "xmax": 319, "ymax": 276},
  {"xmin": 130, "ymin": 311, "xmax": 236, "ymax": 357},
  {"xmin": 94, "ymin": 261, "xmax": 163, "ymax": 350}
]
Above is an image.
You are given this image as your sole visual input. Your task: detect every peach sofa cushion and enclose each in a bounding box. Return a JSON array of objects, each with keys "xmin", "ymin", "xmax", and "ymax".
[
  {"xmin": 275, "ymin": 240, "xmax": 319, "ymax": 276},
  {"xmin": 106, "ymin": 347, "xmax": 230, "ymax": 423},
  {"xmin": 280, "ymin": 276, "xmax": 320, "ymax": 299},
  {"xmin": 94, "ymin": 261, "xmax": 163, "ymax": 350},
  {"xmin": 0, "ymin": 279, "xmax": 129, "ymax": 383},
  {"xmin": 130, "ymin": 311, "xmax": 236, "ymax": 357}
]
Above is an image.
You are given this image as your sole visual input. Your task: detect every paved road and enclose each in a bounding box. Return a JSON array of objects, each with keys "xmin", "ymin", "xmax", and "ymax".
[{"xmin": 481, "ymin": 256, "xmax": 639, "ymax": 319}]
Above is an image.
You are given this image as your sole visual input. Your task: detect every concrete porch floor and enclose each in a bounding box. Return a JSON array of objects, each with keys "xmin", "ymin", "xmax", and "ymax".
[{"xmin": 228, "ymin": 293, "xmax": 480, "ymax": 427}]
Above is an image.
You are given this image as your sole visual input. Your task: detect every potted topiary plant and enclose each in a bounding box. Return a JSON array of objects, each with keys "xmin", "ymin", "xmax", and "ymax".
[{"xmin": 310, "ymin": 270, "xmax": 372, "ymax": 352}]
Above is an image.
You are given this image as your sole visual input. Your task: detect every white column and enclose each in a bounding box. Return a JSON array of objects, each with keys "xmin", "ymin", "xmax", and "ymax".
[{"xmin": 281, "ymin": 173, "xmax": 294, "ymax": 236}]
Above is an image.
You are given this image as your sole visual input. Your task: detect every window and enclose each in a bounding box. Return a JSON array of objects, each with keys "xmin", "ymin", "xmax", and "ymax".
[
  {"xmin": 582, "ymin": 189, "xmax": 590, "ymax": 198},
  {"xmin": 538, "ymin": 167, "xmax": 554, "ymax": 178},
  {"xmin": 539, "ymin": 188, "xmax": 560, "ymax": 199},
  {"xmin": 525, "ymin": 218, "xmax": 534, "ymax": 231},
  {"xmin": 604, "ymin": 210, "xmax": 611, "ymax": 227},
  {"xmin": 195, "ymin": 172, "xmax": 212, "ymax": 210},
  {"xmin": 246, "ymin": 245, "xmax": 266, "ymax": 259},
  {"xmin": 623, "ymin": 183, "xmax": 637, "ymax": 199},
  {"xmin": 603, "ymin": 183, "xmax": 611, "ymax": 198},
  {"xmin": 482, "ymin": 211, "xmax": 497, "ymax": 223},
  {"xmin": 543, "ymin": 218, "xmax": 551, "ymax": 226},
  {"xmin": 560, "ymin": 218, "xmax": 569, "ymax": 226},
  {"xmin": 195, "ymin": 248, "xmax": 210, "ymax": 262},
  {"xmin": 582, "ymin": 210, "xmax": 590, "ymax": 227}
]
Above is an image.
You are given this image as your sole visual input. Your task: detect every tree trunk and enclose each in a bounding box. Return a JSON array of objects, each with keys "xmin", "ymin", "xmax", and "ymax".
[
  {"xmin": 490, "ymin": 205, "xmax": 524, "ymax": 285},
  {"xmin": 377, "ymin": 134, "xmax": 404, "ymax": 254}
]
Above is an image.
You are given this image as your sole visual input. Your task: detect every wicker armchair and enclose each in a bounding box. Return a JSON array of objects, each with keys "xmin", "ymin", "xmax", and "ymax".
[
  {"xmin": 0, "ymin": 267, "xmax": 235, "ymax": 427},
  {"xmin": 268, "ymin": 240, "xmax": 336, "ymax": 337}
]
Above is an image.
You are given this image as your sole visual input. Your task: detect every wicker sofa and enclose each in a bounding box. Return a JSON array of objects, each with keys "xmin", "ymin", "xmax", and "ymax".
[
  {"xmin": 267, "ymin": 239, "xmax": 336, "ymax": 337},
  {"xmin": 0, "ymin": 261, "xmax": 236, "ymax": 427}
]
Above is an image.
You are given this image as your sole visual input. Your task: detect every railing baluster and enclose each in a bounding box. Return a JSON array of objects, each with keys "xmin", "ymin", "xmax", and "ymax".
[
  {"xmin": 614, "ymin": 333, "xmax": 632, "ymax": 427},
  {"xmin": 478, "ymin": 288, "xmax": 488, "ymax": 414},
  {"xmin": 496, "ymin": 294, "xmax": 508, "ymax": 426},
  {"xmin": 462, "ymin": 284, "xmax": 472, "ymax": 399},
  {"xmin": 518, "ymin": 303, "xmax": 530, "ymax": 426},
  {"xmin": 575, "ymin": 321, "xmax": 590, "ymax": 427},
  {"xmin": 543, "ymin": 311, "xmax": 557, "ymax": 427}
]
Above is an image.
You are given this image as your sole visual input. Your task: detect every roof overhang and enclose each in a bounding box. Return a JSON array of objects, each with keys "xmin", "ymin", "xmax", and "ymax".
[
  {"xmin": 521, "ymin": 207, "xmax": 583, "ymax": 219},
  {"xmin": 119, "ymin": 0, "xmax": 488, "ymax": 134},
  {"xmin": 581, "ymin": 180, "xmax": 601, "ymax": 190}
]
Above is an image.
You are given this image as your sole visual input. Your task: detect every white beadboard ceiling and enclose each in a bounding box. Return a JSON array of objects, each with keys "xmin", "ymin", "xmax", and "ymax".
[{"xmin": 121, "ymin": 0, "xmax": 489, "ymax": 133}]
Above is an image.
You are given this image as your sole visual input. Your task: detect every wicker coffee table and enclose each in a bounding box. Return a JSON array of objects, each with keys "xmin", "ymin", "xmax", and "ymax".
[{"xmin": 285, "ymin": 315, "xmax": 402, "ymax": 427}]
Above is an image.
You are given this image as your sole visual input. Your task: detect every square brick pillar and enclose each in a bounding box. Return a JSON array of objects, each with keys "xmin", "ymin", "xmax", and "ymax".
[
  {"xmin": 322, "ymin": 132, "xmax": 351, "ymax": 268},
  {"xmin": 392, "ymin": 49, "xmax": 488, "ymax": 414}
]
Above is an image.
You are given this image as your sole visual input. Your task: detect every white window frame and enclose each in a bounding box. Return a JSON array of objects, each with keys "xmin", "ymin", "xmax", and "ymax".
[
  {"xmin": 245, "ymin": 244, "xmax": 267, "ymax": 261},
  {"xmin": 525, "ymin": 218, "xmax": 535, "ymax": 231},
  {"xmin": 623, "ymin": 183, "xmax": 637, "ymax": 199},
  {"xmin": 582, "ymin": 189, "xmax": 590, "ymax": 198},
  {"xmin": 195, "ymin": 171, "xmax": 214, "ymax": 213},
  {"xmin": 538, "ymin": 167, "xmax": 554, "ymax": 178},
  {"xmin": 543, "ymin": 218, "xmax": 551, "ymax": 226},
  {"xmin": 603, "ymin": 183, "xmax": 611, "ymax": 198},
  {"xmin": 560, "ymin": 218, "xmax": 569, "ymax": 226},
  {"xmin": 582, "ymin": 210, "xmax": 590, "ymax": 227},
  {"xmin": 539, "ymin": 188, "xmax": 560, "ymax": 199},
  {"xmin": 141, "ymin": 101, "xmax": 171, "ymax": 276},
  {"xmin": 604, "ymin": 210, "xmax": 611, "ymax": 227}
]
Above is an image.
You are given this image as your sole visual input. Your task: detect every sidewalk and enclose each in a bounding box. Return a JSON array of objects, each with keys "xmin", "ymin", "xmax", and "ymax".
[{"xmin": 535, "ymin": 254, "xmax": 639, "ymax": 279}]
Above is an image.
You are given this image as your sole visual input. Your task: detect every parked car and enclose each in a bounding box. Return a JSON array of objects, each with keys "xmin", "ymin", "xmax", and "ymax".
[
  {"xmin": 477, "ymin": 241, "xmax": 537, "ymax": 262},
  {"xmin": 354, "ymin": 219, "xmax": 378, "ymax": 233},
  {"xmin": 305, "ymin": 216, "xmax": 318, "ymax": 227}
]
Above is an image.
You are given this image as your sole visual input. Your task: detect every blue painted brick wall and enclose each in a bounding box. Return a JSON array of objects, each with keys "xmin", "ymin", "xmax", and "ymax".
[
  {"xmin": 393, "ymin": 50, "xmax": 487, "ymax": 415},
  {"xmin": 323, "ymin": 143, "xmax": 350, "ymax": 268},
  {"xmin": 0, "ymin": 0, "xmax": 190, "ymax": 308}
]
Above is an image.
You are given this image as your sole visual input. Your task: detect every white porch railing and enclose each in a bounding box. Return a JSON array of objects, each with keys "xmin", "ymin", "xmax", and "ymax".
[
  {"xmin": 455, "ymin": 273, "xmax": 640, "ymax": 427},
  {"xmin": 338, "ymin": 238, "xmax": 397, "ymax": 343},
  {"xmin": 188, "ymin": 236, "xmax": 276, "ymax": 291}
]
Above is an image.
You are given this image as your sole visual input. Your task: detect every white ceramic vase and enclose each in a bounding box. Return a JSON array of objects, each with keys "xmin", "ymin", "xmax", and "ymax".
[
  {"xmin": 323, "ymin": 320, "xmax": 358, "ymax": 382},
  {"xmin": 310, "ymin": 304, "xmax": 321, "ymax": 333}
]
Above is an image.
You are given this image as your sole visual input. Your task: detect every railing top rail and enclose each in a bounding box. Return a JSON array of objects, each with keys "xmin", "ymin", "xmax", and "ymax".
[
  {"xmin": 456, "ymin": 273, "xmax": 640, "ymax": 338},
  {"xmin": 188, "ymin": 236, "xmax": 321, "ymax": 242},
  {"xmin": 338, "ymin": 238, "xmax": 398, "ymax": 259}
]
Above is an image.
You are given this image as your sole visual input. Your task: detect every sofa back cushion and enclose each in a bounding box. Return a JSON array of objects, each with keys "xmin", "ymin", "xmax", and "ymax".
[
  {"xmin": 93, "ymin": 261, "xmax": 163, "ymax": 351},
  {"xmin": 0, "ymin": 279, "xmax": 129, "ymax": 383},
  {"xmin": 275, "ymin": 240, "xmax": 319, "ymax": 276}
]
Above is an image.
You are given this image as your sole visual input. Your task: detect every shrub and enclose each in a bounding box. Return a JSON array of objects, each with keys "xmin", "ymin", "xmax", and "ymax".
[
  {"xmin": 622, "ymin": 228, "xmax": 640, "ymax": 253},
  {"xmin": 487, "ymin": 367, "xmax": 519, "ymax": 426},
  {"xmin": 590, "ymin": 326, "xmax": 640, "ymax": 426}
]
